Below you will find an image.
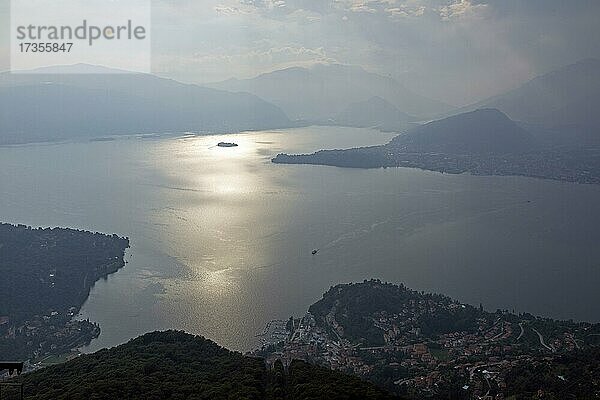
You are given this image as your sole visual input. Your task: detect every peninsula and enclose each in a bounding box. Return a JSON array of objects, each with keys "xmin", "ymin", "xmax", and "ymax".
[
  {"xmin": 0, "ymin": 223, "xmax": 130, "ymax": 364},
  {"xmin": 273, "ymin": 109, "xmax": 600, "ymax": 184},
  {"xmin": 255, "ymin": 280, "xmax": 600, "ymax": 399}
]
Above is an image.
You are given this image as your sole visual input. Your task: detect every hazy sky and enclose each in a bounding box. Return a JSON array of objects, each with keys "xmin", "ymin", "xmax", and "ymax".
[{"xmin": 1, "ymin": 0, "xmax": 599, "ymax": 105}]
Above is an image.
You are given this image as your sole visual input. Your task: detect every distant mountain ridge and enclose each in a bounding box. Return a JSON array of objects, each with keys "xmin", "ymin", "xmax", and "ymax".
[
  {"xmin": 0, "ymin": 64, "xmax": 291, "ymax": 145},
  {"xmin": 467, "ymin": 58, "xmax": 600, "ymax": 144},
  {"xmin": 390, "ymin": 108, "xmax": 535, "ymax": 154},
  {"xmin": 334, "ymin": 97, "xmax": 415, "ymax": 131},
  {"xmin": 209, "ymin": 63, "xmax": 451, "ymax": 121}
]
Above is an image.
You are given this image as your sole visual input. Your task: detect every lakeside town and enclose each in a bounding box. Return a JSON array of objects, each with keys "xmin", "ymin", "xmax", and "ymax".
[
  {"xmin": 0, "ymin": 311, "xmax": 100, "ymax": 375},
  {"xmin": 274, "ymin": 146, "xmax": 600, "ymax": 185},
  {"xmin": 254, "ymin": 280, "xmax": 600, "ymax": 399}
]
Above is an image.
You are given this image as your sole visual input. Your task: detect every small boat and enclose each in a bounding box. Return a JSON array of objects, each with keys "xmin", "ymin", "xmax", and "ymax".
[
  {"xmin": 217, "ymin": 142, "xmax": 238, "ymax": 147},
  {"xmin": 312, "ymin": 249, "xmax": 319, "ymax": 255}
]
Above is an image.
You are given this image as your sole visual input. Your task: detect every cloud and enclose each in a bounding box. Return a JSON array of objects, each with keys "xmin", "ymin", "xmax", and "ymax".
[
  {"xmin": 385, "ymin": 4, "xmax": 426, "ymax": 18},
  {"xmin": 145, "ymin": 0, "xmax": 600, "ymax": 105},
  {"xmin": 287, "ymin": 9, "xmax": 322, "ymax": 23},
  {"xmin": 240, "ymin": 0, "xmax": 287, "ymax": 9},
  {"xmin": 154, "ymin": 44, "xmax": 337, "ymax": 83},
  {"xmin": 346, "ymin": 1, "xmax": 378, "ymax": 14},
  {"xmin": 209, "ymin": 45, "xmax": 333, "ymax": 65},
  {"xmin": 438, "ymin": 0, "xmax": 488, "ymax": 21},
  {"xmin": 324, "ymin": 0, "xmax": 490, "ymax": 21},
  {"xmin": 214, "ymin": 5, "xmax": 248, "ymax": 15},
  {"xmin": 333, "ymin": 0, "xmax": 391, "ymax": 14},
  {"xmin": 239, "ymin": 0, "xmax": 287, "ymax": 14}
]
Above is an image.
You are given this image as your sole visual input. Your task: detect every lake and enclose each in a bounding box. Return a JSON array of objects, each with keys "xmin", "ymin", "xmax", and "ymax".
[{"xmin": 1, "ymin": 126, "xmax": 599, "ymax": 352}]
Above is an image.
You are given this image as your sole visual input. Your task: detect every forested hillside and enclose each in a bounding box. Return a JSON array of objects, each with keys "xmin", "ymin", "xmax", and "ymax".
[
  {"xmin": 21, "ymin": 331, "xmax": 397, "ymax": 400},
  {"xmin": 0, "ymin": 223, "xmax": 129, "ymax": 361}
]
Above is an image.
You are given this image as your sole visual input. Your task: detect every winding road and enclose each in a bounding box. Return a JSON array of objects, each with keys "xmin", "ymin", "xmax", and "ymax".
[
  {"xmin": 516, "ymin": 323, "xmax": 525, "ymax": 341},
  {"xmin": 532, "ymin": 327, "xmax": 554, "ymax": 351}
]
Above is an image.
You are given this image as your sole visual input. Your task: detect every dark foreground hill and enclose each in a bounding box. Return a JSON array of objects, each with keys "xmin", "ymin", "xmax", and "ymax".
[{"xmin": 20, "ymin": 331, "xmax": 397, "ymax": 400}]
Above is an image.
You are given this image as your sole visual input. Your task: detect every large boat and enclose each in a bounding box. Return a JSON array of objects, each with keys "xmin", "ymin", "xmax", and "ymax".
[{"xmin": 312, "ymin": 249, "xmax": 319, "ymax": 255}]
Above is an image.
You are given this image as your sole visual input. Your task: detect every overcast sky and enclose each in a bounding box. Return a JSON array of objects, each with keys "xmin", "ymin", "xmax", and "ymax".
[{"xmin": 1, "ymin": 0, "xmax": 600, "ymax": 105}]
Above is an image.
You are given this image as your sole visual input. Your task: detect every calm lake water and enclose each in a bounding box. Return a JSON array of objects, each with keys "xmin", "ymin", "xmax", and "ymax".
[{"xmin": 1, "ymin": 126, "xmax": 599, "ymax": 352}]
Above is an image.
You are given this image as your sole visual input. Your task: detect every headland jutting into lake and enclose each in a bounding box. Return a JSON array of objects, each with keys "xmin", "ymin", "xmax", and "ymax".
[{"xmin": 0, "ymin": 223, "xmax": 129, "ymax": 367}]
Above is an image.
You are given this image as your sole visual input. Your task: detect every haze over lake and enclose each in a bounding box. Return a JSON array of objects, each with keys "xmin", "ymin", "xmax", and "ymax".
[{"xmin": 1, "ymin": 126, "xmax": 599, "ymax": 352}]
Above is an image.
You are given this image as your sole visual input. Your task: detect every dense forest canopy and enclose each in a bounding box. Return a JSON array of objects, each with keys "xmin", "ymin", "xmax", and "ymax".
[
  {"xmin": 309, "ymin": 280, "xmax": 483, "ymax": 344},
  {"xmin": 0, "ymin": 223, "xmax": 129, "ymax": 322},
  {"xmin": 20, "ymin": 330, "xmax": 398, "ymax": 400}
]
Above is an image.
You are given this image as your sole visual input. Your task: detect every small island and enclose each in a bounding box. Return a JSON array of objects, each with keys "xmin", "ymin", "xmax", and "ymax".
[
  {"xmin": 0, "ymin": 223, "xmax": 129, "ymax": 365},
  {"xmin": 217, "ymin": 142, "xmax": 239, "ymax": 148}
]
